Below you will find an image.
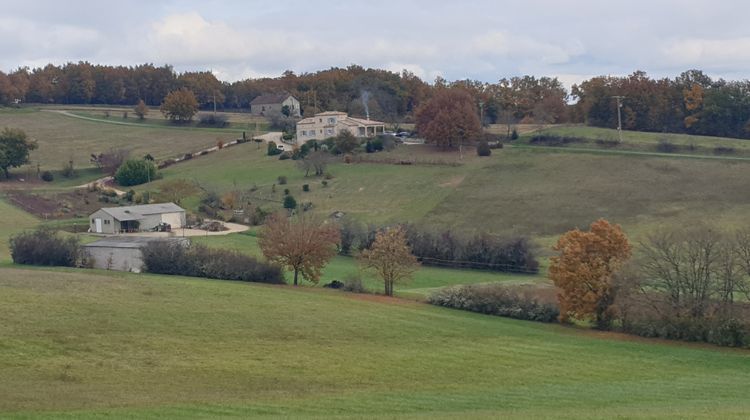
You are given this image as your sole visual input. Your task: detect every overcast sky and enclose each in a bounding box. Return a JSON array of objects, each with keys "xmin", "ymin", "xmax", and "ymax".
[{"xmin": 2, "ymin": 0, "xmax": 749, "ymax": 87}]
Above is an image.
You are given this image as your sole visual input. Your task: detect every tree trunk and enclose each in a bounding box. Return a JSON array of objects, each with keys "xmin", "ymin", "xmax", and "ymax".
[
  {"xmin": 1, "ymin": 167, "xmax": 8, "ymax": 179},
  {"xmin": 293, "ymin": 269, "xmax": 299, "ymax": 286}
]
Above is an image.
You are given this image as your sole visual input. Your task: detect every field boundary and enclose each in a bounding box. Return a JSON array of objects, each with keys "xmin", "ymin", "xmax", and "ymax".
[
  {"xmin": 511, "ymin": 143, "xmax": 750, "ymax": 162},
  {"xmin": 47, "ymin": 110, "xmax": 252, "ymax": 134}
]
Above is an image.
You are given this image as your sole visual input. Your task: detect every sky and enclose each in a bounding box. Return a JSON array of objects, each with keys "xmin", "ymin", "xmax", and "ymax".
[{"xmin": 2, "ymin": 0, "xmax": 750, "ymax": 88}]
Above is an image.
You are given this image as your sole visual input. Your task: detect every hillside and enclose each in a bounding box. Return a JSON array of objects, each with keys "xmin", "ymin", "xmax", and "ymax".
[{"xmin": 1, "ymin": 267, "xmax": 748, "ymax": 418}]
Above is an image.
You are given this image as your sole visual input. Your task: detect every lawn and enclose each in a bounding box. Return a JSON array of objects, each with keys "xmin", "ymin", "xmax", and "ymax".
[
  {"xmin": 0, "ymin": 108, "xmax": 241, "ymax": 170},
  {"xmin": 0, "ymin": 199, "xmax": 38, "ymax": 262},
  {"xmin": 191, "ymin": 231, "xmax": 545, "ymax": 297},
  {"xmin": 1, "ymin": 266, "xmax": 748, "ymax": 418}
]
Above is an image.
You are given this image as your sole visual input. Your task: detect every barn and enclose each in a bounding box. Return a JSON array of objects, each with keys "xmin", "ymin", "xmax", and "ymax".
[
  {"xmin": 82, "ymin": 237, "xmax": 190, "ymax": 273},
  {"xmin": 88, "ymin": 203, "xmax": 186, "ymax": 234}
]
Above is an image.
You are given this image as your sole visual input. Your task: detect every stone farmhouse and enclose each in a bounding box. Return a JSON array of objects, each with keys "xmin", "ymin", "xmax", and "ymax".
[
  {"xmin": 295, "ymin": 111, "xmax": 385, "ymax": 144},
  {"xmin": 88, "ymin": 203, "xmax": 186, "ymax": 234},
  {"xmin": 250, "ymin": 93, "xmax": 301, "ymax": 117}
]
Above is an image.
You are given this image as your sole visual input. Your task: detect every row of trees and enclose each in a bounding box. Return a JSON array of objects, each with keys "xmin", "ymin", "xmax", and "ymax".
[
  {"xmin": 549, "ymin": 219, "xmax": 750, "ymax": 347},
  {"xmin": 573, "ymin": 70, "xmax": 750, "ymax": 139},
  {"xmin": 0, "ymin": 62, "xmax": 569, "ymax": 124}
]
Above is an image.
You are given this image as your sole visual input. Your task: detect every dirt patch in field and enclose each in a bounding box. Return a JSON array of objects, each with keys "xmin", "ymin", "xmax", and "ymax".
[
  {"xmin": 439, "ymin": 175, "xmax": 466, "ymax": 188},
  {"xmin": 5, "ymin": 189, "xmax": 103, "ymax": 219}
]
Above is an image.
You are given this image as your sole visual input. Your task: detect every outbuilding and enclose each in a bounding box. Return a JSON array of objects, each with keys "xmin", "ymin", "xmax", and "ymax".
[
  {"xmin": 82, "ymin": 236, "xmax": 190, "ymax": 273},
  {"xmin": 88, "ymin": 203, "xmax": 186, "ymax": 234}
]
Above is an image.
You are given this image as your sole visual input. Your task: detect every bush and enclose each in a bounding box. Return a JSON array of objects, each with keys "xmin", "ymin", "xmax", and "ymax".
[
  {"xmin": 41, "ymin": 171, "xmax": 54, "ymax": 182},
  {"xmin": 277, "ymin": 175, "xmax": 288, "ymax": 185},
  {"xmin": 183, "ymin": 153, "xmax": 193, "ymax": 160},
  {"xmin": 267, "ymin": 141, "xmax": 282, "ymax": 156},
  {"xmin": 283, "ymin": 195, "xmax": 297, "ymax": 210},
  {"xmin": 342, "ymin": 274, "xmax": 366, "ymax": 293},
  {"xmin": 477, "ymin": 140, "xmax": 492, "ymax": 156},
  {"xmin": 279, "ymin": 151, "xmax": 292, "ymax": 160},
  {"xmin": 656, "ymin": 139, "xmax": 678, "ymax": 153},
  {"xmin": 10, "ymin": 228, "xmax": 80, "ymax": 267},
  {"xmin": 302, "ymin": 184, "xmax": 310, "ymax": 192},
  {"xmin": 529, "ymin": 135, "xmax": 584, "ymax": 146},
  {"xmin": 510, "ymin": 129, "xmax": 519, "ymax": 140},
  {"xmin": 61, "ymin": 160, "xmax": 75, "ymax": 178},
  {"xmin": 142, "ymin": 241, "xmax": 283, "ymax": 284},
  {"xmin": 429, "ymin": 284, "xmax": 559, "ymax": 323},
  {"xmin": 114, "ymin": 159, "xmax": 157, "ymax": 186},
  {"xmin": 322, "ymin": 180, "xmax": 328, "ymax": 187},
  {"xmin": 623, "ymin": 316, "xmax": 748, "ymax": 348},
  {"xmin": 714, "ymin": 146, "xmax": 735, "ymax": 155},
  {"xmin": 198, "ymin": 112, "xmax": 229, "ymax": 127}
]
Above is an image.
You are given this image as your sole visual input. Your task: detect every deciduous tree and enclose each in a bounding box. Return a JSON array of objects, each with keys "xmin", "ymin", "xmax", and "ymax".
[
  {"xmin": 549, "ymin": 219, "xmax": 631, "ymax": 329},
  {"xmin": 134, "ymin": 99, "xmax": 149, "ymax": 120},
  {"xmin": 359, "ymin": 226, "xmax": 419, "ymax": 296},
  {"xmin": 259, "ymin": 213, "xmax": 340, "ymax": 285},
  {"xmin": 0, "ymin": 128, "xmax": 37, "ymax": 179},
  {"xmin": 415, "ymin": 88, "xmax": 481, "ymax": 149},
  {"xmin": 160, "ymin": 88, "xmax": 199, "ymax": 122}
]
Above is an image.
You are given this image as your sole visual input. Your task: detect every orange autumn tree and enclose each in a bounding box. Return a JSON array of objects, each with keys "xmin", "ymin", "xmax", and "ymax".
[
  {"xmin": 549, "ymin": 219, "xmax": 631, "ymax": 329},
  {"xmin": 259, "ymin": 213, "xmax": 340, "ymax": 286},
  {"xmin": 359, "ymin": 226, "xmax": 419, "ymax": 296}
]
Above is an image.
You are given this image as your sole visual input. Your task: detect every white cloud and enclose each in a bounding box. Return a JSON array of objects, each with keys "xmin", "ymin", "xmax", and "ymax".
[
  {"xmin": 470, "ymin": 31, "xmax": 581, "ymax": 65},
  {"xmin": 663, "ymin": 37, "xmax": 750, "ymax": 69}
]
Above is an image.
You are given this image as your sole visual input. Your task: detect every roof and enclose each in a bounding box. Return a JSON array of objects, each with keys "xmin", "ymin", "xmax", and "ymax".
[
  {"xmin": 315, "ymin": 111, "xmax": 348, "ymax": 116},
  {"xmin": 83, "ymin": 236, "xmax": 189, "ymax": 249},
  {"xmin": 97, "ymin": 203, "xmax": 185, "ymax": 221},
  {"xmin": 250, "ymin": 93, "xmax": 295, "ymax": 105}
]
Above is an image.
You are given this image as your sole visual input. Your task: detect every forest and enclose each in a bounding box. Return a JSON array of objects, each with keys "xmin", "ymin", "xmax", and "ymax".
[{"xmin": 2, "ymin": 62, "xmax": 750, "ymax": 138}]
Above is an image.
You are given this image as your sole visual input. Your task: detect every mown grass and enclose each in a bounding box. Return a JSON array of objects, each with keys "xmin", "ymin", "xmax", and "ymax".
[
  {"xmin": 0, "ymin": 199, "xmax": 38, "ymax": 261},
  {"xmin": 191, "ymin": 231, "xmax": 544, "ymax": 297},
  {"xmin": 0, "ymin": 108, "xmax": 239, "ymax": 170},
  {"xmin": 1, "ymin": 266, "xmax": 748, "ymax": 418}
]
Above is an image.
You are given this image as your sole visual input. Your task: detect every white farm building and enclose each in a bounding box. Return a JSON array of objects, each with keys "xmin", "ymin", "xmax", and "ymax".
[{"xmin": 88, "ymin": 203, "xmax": 186, "ymax": 234}]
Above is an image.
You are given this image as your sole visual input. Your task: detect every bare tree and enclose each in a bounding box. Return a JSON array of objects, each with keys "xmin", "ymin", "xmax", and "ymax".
[
  {"xmin": 90, "ymin": 148, "xmax": 129, "ymax": 175},
  {"xmin": 296, "ymin": 150, "xmax": 331, "ymax": 177}
]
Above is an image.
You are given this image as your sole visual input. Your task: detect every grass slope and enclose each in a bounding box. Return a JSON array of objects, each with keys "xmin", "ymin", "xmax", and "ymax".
[
  {"xmin": 0, "ymin": 108, "xmax": 239, "ymax": 169},
  {"xmin": 1, "ymin": 267, "xmax": 749, "ymax": 418},
  {"xmin": 0, "ymin": 199, "xmax": 38, "ymax": 262}
]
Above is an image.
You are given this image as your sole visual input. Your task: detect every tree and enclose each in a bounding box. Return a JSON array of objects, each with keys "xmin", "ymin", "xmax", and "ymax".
[
  {"xmin": 476, "ymin": 139, "xmax": 491, "ymax": 156},
  {"xmin": 160, "ymin": 88, "xmax": 199, "ymax": 122},
  {"xmin": 415, "ymin": 88, "xmax": 481, "ymax": 149},
  {"xmin": 259, "ymin": 213, "xmax": 340, "ymax": 285},
  {"xmin": 334, "ymin": 130, "xmax": 359, "ymax": 154},
  {"xmin": 549, "ymin": 219, "xmax": 631, "ymax": 329},
  {"xmin": 114, "ymin": 158, "xmax": 157, "ymax": 186},
  {"xmin": 359, "ymin": 226, "xmax": 419, "ymax": 296},
  {"xmin": 283, "ymin": 195, "xmax": 297, "ymax": 210},
  {"xmin": 296, "ymin": 150, "xmax": 331, "ymax": 176},
  {"xmin": 134, "ymin": 99, "xmax": 149, "ymax": 120},
  {"xmin": 90, "ymin": 148, "xmax": 128, "ymax": 175},
  {"xmin": 0, "ymin": 128, "xmax": 37, "ymax": 179}
]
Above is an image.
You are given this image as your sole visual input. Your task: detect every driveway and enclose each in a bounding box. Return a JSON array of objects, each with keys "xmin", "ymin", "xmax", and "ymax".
[{"xmin": 115, "ymin": 221, "xmax": 250, "ymax": 238}]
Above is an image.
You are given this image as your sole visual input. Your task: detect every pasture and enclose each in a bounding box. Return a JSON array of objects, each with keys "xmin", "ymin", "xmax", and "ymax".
[{"xmin": 1, "ymin": 267, "xmax": 748, "ymax": 418}]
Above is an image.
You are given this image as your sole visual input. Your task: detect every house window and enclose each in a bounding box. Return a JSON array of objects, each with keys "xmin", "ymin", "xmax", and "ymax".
[
  {"xmin": 104, "ymin": 220, "xmax": 111, "ymax": 225},
  {"xmin": 319, "ymin": 118, "xmax": 322, "ymax": 123},
  {"xmin": 326, "ymin": 128, "xmax": 334, "ymax": 136},
  {"xmin": 328, "ymin": 117, "xmax": 335, "ymax": 124},
  {"xmin": 320, "ymin": 129, "xmax": 323, "ymax": 134},
  {"xmin": 262, "ymin": 106, "xmax": 266, "ymax": 111},
  {"xmin": 302, "ymin": 130, "xmax": 307, "ymax": 136}
]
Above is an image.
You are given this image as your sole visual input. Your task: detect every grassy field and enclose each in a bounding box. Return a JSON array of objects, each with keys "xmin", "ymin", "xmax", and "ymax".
[
  {"xmin": 523, "ymin": 125, "xmax": 750, "ymax": 156},
  {"xmin": 1, "ymin": 266, "xmax": 749, "ymax": 418},
  {"xmin": 0, "ymin": 108, "xmax": 241, "ymax": 170},
  {"xmin": 149, "ymin": 135, "xmax": 750, "ymax": 246},
  {"xmin": 0, "ymin": 199, "xmax": 38, "ymax": 261},
  {"xmin": 191, "ymin": 231, "xmax": 545, "ymax": 297}
]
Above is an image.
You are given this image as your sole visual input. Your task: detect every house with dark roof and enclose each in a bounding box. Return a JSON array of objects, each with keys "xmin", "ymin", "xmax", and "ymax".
[
  {"xmin": 250, "ymin": 93, "xmax": 301, "ymax": 117},
  {"xmin": 88, "ymin": 203, "xmax": 186, "ymax": 234}
]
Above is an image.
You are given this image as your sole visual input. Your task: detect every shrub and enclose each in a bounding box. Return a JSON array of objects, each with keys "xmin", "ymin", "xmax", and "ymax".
[
  {"xmin": 322, "ymin": 180, "xmax": 328, "ymax": 187},
  {"xmin": 595, "ymin": 138, "xmax": 620, "ymax": 147},
  {"xmin": 114, "ymin": 159, "xmax": 157, "ymax": 186},
  {"xmin": 342, "ymin": 274, "xmax": 366, "ymax": 293},
  {"xmin": 61, "ymin": 160, "xmax": 75, "ymax": 178},
  {"xmin": 122, "ymin": 111, "xmax": 128, "ymax": 119},
  {"xmin": 510, "ymin": 129, "xmax": 519, "ymax": 140},
  {"xmin": 714, "ymin": 146, "xmax": 735, "ymax": 155},
  {"xmin": 302, "ymin": 184, "xmax": 310, "ymax": 192},
  {"xmin": 283, "ymin": 188, "xmax": 290, "ymax": 195},
  {"xmin": 277, "ymin": 175, "xmax": 288, "ymax": 185},
  {"xmin": 183, "ymin": 153, "xmax": 193, "ymax": 160},
  {"xmin": 141, "ymin": 241, "xmax": 283, "ymax": 284},
  {"xmin": 477, "ymin": 140, "xmax": 492, "ymax": 156},
  {"xmin": 10, "ymin": 228, "xmax": 80, "ymax": 267},
  {"xmin": 41, "ymin": 171, "xmax": 54, "ymax": 182},
  {"xmin": 279, "ymin": 151, "xmax": 292, "ymax": 160},
  {"xmin": 529, "ymin": 135, "xmax": 584, "ymax": 146},
  {"xmin": 429, "ymin": 284, "xmax": 559, "ymax": 323},
  {"xmin": 656, "ymin": 139, "xmax": 678, "ymax": 153},
  {"xmin": 216, "ymin": 139, "xmax": 224, "ymax": 149},
  {"xmin": 283, "ymin": 195, "xmax": 297, "ymax": 210},
  {"xmin": 267, "ymin": 141, "xmax": 282, "ymax": 156},
  {"xmin": 198, "ymin": 112, "xmax": 229, "ymax": 127}
]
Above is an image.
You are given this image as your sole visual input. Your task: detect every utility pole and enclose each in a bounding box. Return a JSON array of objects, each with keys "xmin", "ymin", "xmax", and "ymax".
[
  {"xmin": 213, "ymin": 91, "xmax": 217, "ymax": 117},
  {"xmin": 612, "ymin": 96, "xmax": 625, "ymax": 142}
]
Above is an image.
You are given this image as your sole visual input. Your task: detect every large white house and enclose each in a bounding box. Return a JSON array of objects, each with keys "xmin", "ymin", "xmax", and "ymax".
[{"xmin": 295, "ymin": 111, "xmax": 385, "ymax": 144}]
